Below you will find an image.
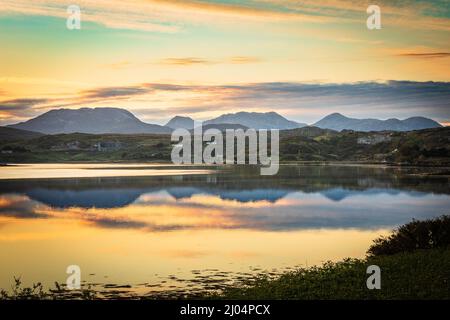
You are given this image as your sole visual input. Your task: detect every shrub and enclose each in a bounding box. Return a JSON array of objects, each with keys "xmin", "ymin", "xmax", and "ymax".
[{"xmin": 367, "ymin": 215, "xmax": 450, "ymax": 256}]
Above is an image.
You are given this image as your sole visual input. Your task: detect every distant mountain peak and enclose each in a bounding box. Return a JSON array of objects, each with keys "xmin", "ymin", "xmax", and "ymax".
[
  {"xmin": 8, "ymin": 107, "xmax": 170, "ymax": 134},
  {"xmin": 313, "ymin": 113, "xmax": 442, "ymax": 132},
  {"xmin": 326, "ymin": 112, "xmax": 347, "ymax": 118},
  {"xmin": 205, "ymin": 111, "xmax": 307, "ymax": 130},
  {"xmin": 165, "ymin": 116, "xmax": 195, "ymax": 130},
  {"xmin": 171, "ymin": 115, "xmax": 192, "ymax": 120}
]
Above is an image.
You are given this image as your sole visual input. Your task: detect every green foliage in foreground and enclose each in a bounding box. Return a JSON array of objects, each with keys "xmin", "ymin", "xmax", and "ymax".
[
  {"xmin": 216, "ymin": 216, "xmax": 450, "ymax": 300},
  {"xmin": 0, "ymin": 277, "xmax": 97, "ymax": 300},
  {"xmin": 216, "ymin": 248, "xmax": 450, "ymax": 300},
  {"xmin": 368, "ymin": 215, "xmax": 450, "ymax": 256}
]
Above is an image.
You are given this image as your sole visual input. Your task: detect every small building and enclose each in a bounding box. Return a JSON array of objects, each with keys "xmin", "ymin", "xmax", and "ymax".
[
  {"xmin": 94, "ymin": 141, "xmax": 122, "ymax": 152},
  {"xmin": 357, "ymin": 134, "xmax": 392, "ymax": 145},
  {"xmin": 66, "ymin": 141, "xmax": 81, "ymax": 150}
]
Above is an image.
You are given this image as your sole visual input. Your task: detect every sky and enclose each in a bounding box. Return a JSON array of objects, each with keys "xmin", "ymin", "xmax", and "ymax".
[{"xmin": 0, "ymin": 0, "xmax": 449, "ymax": 126}]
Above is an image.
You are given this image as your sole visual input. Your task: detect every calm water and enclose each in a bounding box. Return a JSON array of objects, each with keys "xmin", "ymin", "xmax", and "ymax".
[{"xmin": 0, "ymin": 164, "xmax": 449, "ymax": 297}]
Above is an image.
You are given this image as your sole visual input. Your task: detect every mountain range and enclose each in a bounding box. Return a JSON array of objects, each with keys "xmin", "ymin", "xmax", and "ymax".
[
  {"xmin": 5, "ymin": 107, "xmax": 442, "ymax": 135},
  {"xmin": 313, "ymin": 113, "xmax": 442, "ymax": 132}
]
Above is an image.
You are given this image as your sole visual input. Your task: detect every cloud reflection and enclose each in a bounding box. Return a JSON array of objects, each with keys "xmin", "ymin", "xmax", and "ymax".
[
  {"xmin": 1, "ymin": 188, "xmax": 448, "ymax": 232},
  {"xmin": 1, "ymin": 166, "xmax": 448, "ymax": 232}
]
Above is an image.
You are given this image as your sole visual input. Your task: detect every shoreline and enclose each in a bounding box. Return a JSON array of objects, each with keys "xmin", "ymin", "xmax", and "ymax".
[{"xmin": 2, "ymin": 160, "xmax": 450, "ymax": 167}]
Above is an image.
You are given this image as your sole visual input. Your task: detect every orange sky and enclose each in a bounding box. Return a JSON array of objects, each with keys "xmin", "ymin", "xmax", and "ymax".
[{"xmin": 0, "ymin": 0, "xmax": 449, "ymax": 124}]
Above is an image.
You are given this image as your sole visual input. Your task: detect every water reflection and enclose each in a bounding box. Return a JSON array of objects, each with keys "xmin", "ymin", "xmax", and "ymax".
[
  {"xmin": 0, "ymin": 165, "xmax": 448, "ymax": 231},
  {"xmin": 0, "ymin": 164, "xmax": 448, "ymax": 295}
]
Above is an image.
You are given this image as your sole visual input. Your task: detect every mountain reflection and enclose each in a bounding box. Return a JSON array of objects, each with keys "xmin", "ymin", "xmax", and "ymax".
[
  {"xmin": 25, "ymin": 188, "xmax": 145, "ymax": 209},
  {"xmin": 0, "ymin": 165, "xmax": 448, "ymax": 231}
]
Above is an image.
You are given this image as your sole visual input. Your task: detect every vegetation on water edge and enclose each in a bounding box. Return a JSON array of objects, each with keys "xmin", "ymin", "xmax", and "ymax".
[
  {"xmin": 1, "ymin": 216, "xmax": 449, "ymax": 300},
  {"xmin": 215, "ymin": 249, "xmax": 450, "ymax": 300},
  {"xmin": 215, "ymin": 216, "xmax": 450, "ymax": 300},
  {"xmin": 0, "ymin": 277, "xmax": 97, "ymax": 300},
  {"xmin": 367, "ymin": 215, "xmax": 450, "ymax": 256}
]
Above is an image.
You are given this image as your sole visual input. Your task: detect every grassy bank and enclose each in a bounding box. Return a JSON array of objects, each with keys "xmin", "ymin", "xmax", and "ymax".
[
  {"xmin": 216, "ymin": 215, "xmax": 450, "ymax": 300},
  {"xmin": 215, "ymin": 248, "xmax": 450, "ymax": 300}
]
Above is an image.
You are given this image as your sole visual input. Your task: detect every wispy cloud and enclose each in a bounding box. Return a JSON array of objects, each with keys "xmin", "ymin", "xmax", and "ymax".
[
  {"xmin": 148, "ymin": 0, "xmax": 329, "ymax": 22},
  {"xmin": 87, "ymin": 217, "xmax": 148, "ymax": 229},
  {"xmin": 158, "ymin": 57, "xmax": 213, "ymax": 66},
  {"xmin": 156, "ymin": 56, "xmax": 262, "ymax": 66},
  {"xmin": 81, "ymin": 86, "xmax": 150, "ymax": 99},
  {"xmin": 101, "ymin": 56, "xmax": 263, "ymax": 69},
  {"xmin": 3, "ymin": 0, "xmax": 449, "ymax": 32},
  {"xmin": 144, "ymin": 83, "xmax": 198, "ymax": 91},
  {"xmin": 228, "ymin": 56, "xmax": 262, "ymax": 64},
  {"xmin": 0, "ymin": 0, "xmax": 179, "ymax": 33},
  {"xmin": 0, "ymin": 0, "xmax": 324, "ymax": 35},
  {"xmin": 396, "ymin": 52, "xmax": 450, "ymax": 59},
  {"xmin": 0, "ymin": 98, "xmax": 49, "ymax": 111}
]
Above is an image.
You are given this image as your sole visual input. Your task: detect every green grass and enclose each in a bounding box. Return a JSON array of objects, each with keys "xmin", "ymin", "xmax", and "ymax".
[
  {"xmin": 215, "ymin": 248, "xmax": 450, "ymax": 300},
  {"xmin": 215, "ymin": 217, "xmax": 450, "ymax": 300}
]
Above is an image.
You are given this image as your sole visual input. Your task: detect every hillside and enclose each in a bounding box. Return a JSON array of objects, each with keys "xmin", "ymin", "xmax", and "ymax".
[
  {"xmin": 0, "ymin": 127, "xmax": 448, "ymax": 165},
  {"xmin": 0, "ymin": 127, "xmax": 43, "ymax": 141},
  {"xmin": 279, "ymin": 126, "xmax": 449, "ymax": 164}
]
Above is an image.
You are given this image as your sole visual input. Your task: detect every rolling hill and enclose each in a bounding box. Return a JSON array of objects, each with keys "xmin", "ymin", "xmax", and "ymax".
[{"xmin": 0, "ymin": 126, "xmax": 44, "ymax": 141}]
